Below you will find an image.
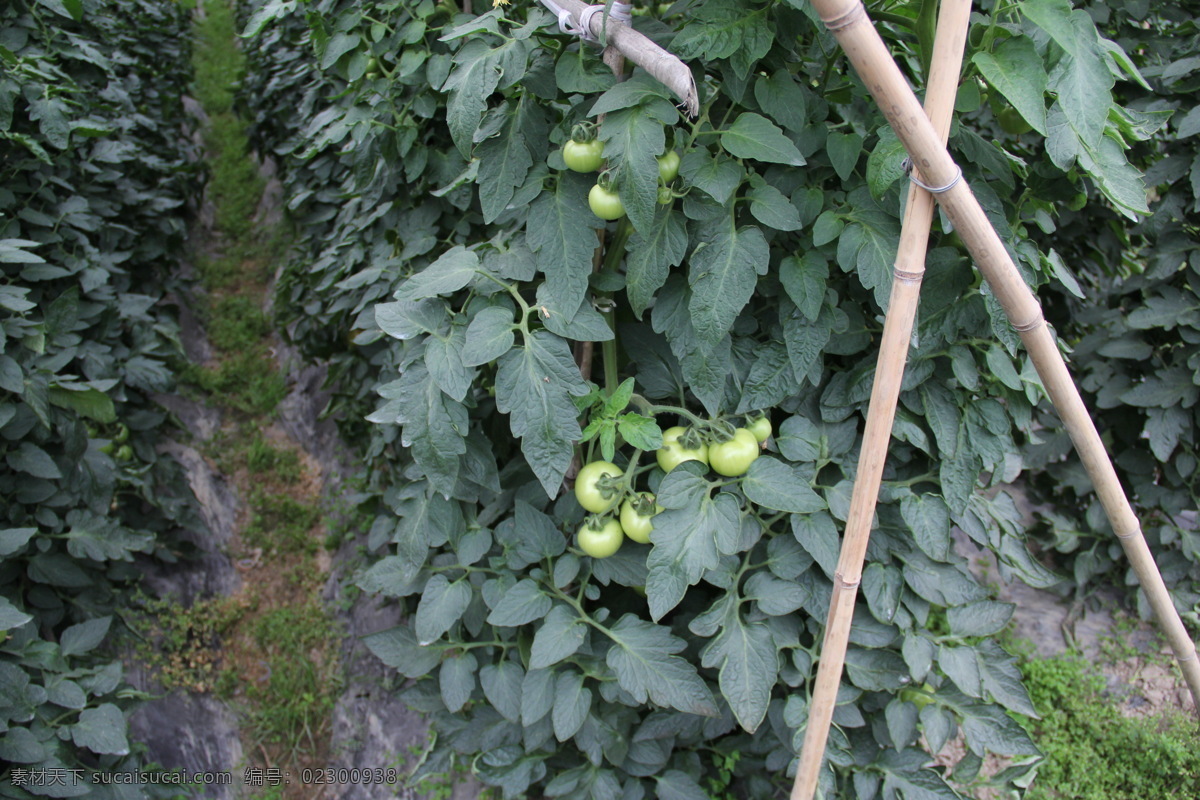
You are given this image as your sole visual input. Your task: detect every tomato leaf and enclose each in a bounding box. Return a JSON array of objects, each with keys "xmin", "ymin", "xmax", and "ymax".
[
  {"xmin": 720, "ymin": 112, "xmax": 805, "ymax": 166},
  {"xmin": 495, "ymin": 332, "xmax": 588, "ymax": 497},
  {"xmin": 415, "ymin": 575, "xmax": 473, "ymax": 644},
  {"xmin": 687, "ymin": 223, "xmax": 768, "ymax": 356},
  {"xmin": 604, "ymin": 614, "xmax": 718, "ymax": 716},
  {"xmin": 527, "ymin": 172, "xmax": 596, "ymax": 314}
]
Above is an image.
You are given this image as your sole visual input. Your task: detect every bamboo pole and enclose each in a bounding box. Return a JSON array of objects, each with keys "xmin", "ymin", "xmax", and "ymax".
[
  {"xmin": 794, "ymin": 0, "xmax": 1200, "ymax": 791},
  {"xmin": 790, "ymin": 2, "xmax": 971, "ymax": 798},
  {"xmin": 544, "ymin": 0, "xmax": 699, "ymax": 116}
]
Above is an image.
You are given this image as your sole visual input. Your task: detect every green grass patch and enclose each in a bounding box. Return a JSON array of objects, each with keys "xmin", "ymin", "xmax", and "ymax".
[
  {"xmin": 206, "ymin": 112, "xmax": 265, "ymax": 244},
  {"xmin": 245, "ymin": 435, "xmax": 302, "ymax": 483},
  {"xmin": 245, "ymin": 602, "xmax": 341, "ymax": 758},
  {"xmin": 207, "ymin": 294, "xmax": 270, "ymax": 351},
  {"xmin": 1021, "ymin": 654, "xmax": 1200, "ymax": 799},
  {"xmin": 180, "ymin": 349, "xmax": 287, "ymax": 415},
  {"xmin": 242, "ymin": 490, "xmax": 322, "ymax": 556},
  {"xmin": 193, "ymin": 0, "xmax": 241, "ymax": 114}
]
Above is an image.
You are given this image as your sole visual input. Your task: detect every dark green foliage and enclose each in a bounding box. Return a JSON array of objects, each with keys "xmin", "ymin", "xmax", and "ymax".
[
  {"xmin": 239, "ymin": 0, "xmax": 1174, "ymax": 798},
  {"xmin": 1020, "ymin": 2, "xmax": 1200, "ymax": 620},
  {"xmin": 0, "ymin": 0, "xmax": 197, "ymax": 789}
]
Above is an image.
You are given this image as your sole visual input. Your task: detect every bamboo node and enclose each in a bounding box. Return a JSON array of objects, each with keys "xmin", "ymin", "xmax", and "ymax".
[
  {"xmin": 833, "ymin": 573, "xmax": 861, "ymax": 590},
  {"xmin": 1011, "ymin": 315, "xmax": 1045, "ymax": 333},
  {"xmin": 1113, "ymin": 526, "xmax": 1140, "ymax": 541},
  {"xmin": 821, "ymin": 1, "xmax": 865, "ymax": 31},
  {"xmin": 893, "ymin": 267, "xmax": 924, "ymax": 284}
]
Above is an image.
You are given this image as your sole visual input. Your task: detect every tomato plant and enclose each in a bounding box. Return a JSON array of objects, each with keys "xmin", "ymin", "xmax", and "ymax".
[
  {"xmin": 0, "ymin": 0, "xmax": 197, "ymax": 782},
  {"xmin": 707, "ymin": 428, "xmax": 760, "ymax": 477},
  {"xmin": 577, "ymin": 516, "xmax": 625, "ymax": 558},
  {"xmin": 240, "ymin": 0, "xmax": 1172, "ymax": 796}
]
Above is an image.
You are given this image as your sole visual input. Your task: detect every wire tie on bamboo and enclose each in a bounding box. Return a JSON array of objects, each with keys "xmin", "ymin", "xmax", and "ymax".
[
  {"xmin": 540, "ymin": 0, "xmax": 631, "ymax": 42},
  {"xmin": 903, "ymin": 161, "xmax": 963, "ymax": 194}
]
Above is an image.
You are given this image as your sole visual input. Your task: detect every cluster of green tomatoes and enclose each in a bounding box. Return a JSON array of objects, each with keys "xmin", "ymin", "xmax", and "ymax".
[
  {"xmin": 92, "ymin": 422, "xmax": 133, "ymax": 462},
  {"xmin": 560, "ymin": 124, "xmax": 681, "ymax": 220},
  {"xmin": 573, "ymin": 417, "xmax": 772, "ymax": 558}
]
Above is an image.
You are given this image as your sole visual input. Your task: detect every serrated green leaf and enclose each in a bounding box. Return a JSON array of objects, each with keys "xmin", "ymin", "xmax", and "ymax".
[
  {"xmin": 827, "ymin": 132, "xmax": 863, "ymax": 181},
  {"xmin": 527, "ymin": 172, "xmax": 596, "ymax": 314},
  {"xmin": 365, "ymin": 626, "xmax": 443, "ymax": 678},
  {"xmin": 72, "ymin": 703, "xmax": 129, "ymax": 755},
  {"xmin": 779, "ymin": 252, "xmax": 828, "ymax": 323},
  {"xmin": 901, "ymin": 494, "xmax": 951, "ymax": 561},
  {"xmin": 747, "ymin": 176, "xmax": 802, "ymax": 231},
  {"xmin": 396, "ymin": 246, "xmax": 480, "ymax": 302},
  {"xmin": 552, "ymin": 670, "xmax": 591, "ymax": 741},
  {"xmin": 530, "ymin": 604, "xmax": 587, "ymax": 668},
  {"xmin": 720, "ymin": 113, "xmax": 805, "ymax": 166},
  {"xmin": 604, "ymin": 614, "xmax": 718, "ymax": 716},
  {"xmin": 440, "ymin": 652, "xmax": 478, "ymax": 712},
  {"xmin": 679, "ymin": 151, "xmax": 744, "ymax": 204},
  {"xmin": 688, "ymin": 224, "xmax": 768, "ymax": 355},
  {"xmin": 626, "ymin": 206, "xmax": 688, "ymax": 317},
  {"xmin": 463, "ymin": 306, "xmax": 516, "ymax": 366},
  {"xmin": 735, "ymin": 342, "xmax": 799, "ymax": 413},
  {"xmin": 700, "ymin": 603, "xmax": 776, "ymax": 732},
  {"xmin": 974, "ymin": 37, "xmax": 1049, "ymax": 135},
  {"xmin": 495, "ymin": 331, "xmax": 588, "ymax": 496},
  {"xmin": 480, "ymin": 661, "xmax": 525, "ymax": 723},
  {"xmin": 600, "ymin": 105, "xmax": 668, "ymax": 233},
  {"xmin": 947, "ymin": 601, "xmax": 1014, "ymax": 638},
  {"xmin": 742, "ymin": 457, "xmax": 826, "ymax": 513},
  {"xmin": 60, "ymin": 616, "xmax": 111, "ymax": 657},
  {"xmin": 753, "ymin": 70, "xmax": 807, "ymax": 132},
  {"xmin": 647, "ymin": 471, "xmax": 741, "ymax": 619},
  {"xmin": 415, "ymin": 574, "xmax": 473, "ymax": 644},
  {"xmin": 487, "ymin": 578, "xmax": 553, "ymax": 626}
]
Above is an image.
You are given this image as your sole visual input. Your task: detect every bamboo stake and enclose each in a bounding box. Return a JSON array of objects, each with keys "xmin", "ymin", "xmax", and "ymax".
[
  {"xmin": 547, "ymin": 0, "xmax": 699, "ymax": 116},
  {"xmin": 790, "ymin": 2, "xmax": 971, "ymax": 798},
  {"xmin": 797, "ymin": 0, "xmax": 1200, "ymax": 783}
]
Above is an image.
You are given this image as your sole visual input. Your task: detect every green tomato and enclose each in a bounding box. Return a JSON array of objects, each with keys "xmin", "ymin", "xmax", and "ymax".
[
  {"xmin": 575, "ymin": 460, "xmax": 625, "ymax": 513},
  {"xmin": 657, "ymin": 185, "xmax": 673, "ymax": 205},
  {"xmin": 997, "ymin": 106, "xmax": 1032, "ymax": 135},
  {"xmin": 619, "ymin": 492, "xmax": 662, "ymax": 544},
  {"xmin": 116, "ymin": 445, "xmax": 134, "ymax": 462},
  {"xmin": 113, "ymin": 423, "xmax": 130, "ymax": 444},
  {"xmin": 588, "ymin": 184, "xmax": 625, "ymax": 220},
  {"xmin": 707, "ymin": 428, "xmax": 759, "ymax": 477},
  {"xmin": 656, "ymin": 426, "xmax": 708, "ymax": 473},
  {"xmin": 563, "ymin": 139, "xmax": 604, "ymax": 173},
  {"xmin": 578, "ymin": 517, "xmax": 624, "ymax": 558},
  {"xmin": 900, "ymin": 683, "xmax": 935, "ymax": 710},
  {"xmin": 99, "ymin": 442, "xmax": 115, "ymax": 455},
  {"xmin": 657, "ymin": 150, "xmax": 680, "ymax": 182},
  {"xmin": 747, "ymin": 416, "xmax": 772, "ymax": 443}
]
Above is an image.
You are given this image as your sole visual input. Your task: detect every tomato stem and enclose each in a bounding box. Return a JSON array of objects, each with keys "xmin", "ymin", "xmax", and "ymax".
[{"xmin": 599, "ymin": 217, "xmax": 631, "ymax": 395}]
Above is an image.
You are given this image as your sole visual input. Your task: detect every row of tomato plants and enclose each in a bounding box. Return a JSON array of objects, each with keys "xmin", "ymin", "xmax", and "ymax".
[
  {"xmin": 0, "ymin": 0, "xmax": 199, "ymax": 791},
  {"xmin": 240, "ymin": 0, "xmax": 1166, "ymax": 797}
]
